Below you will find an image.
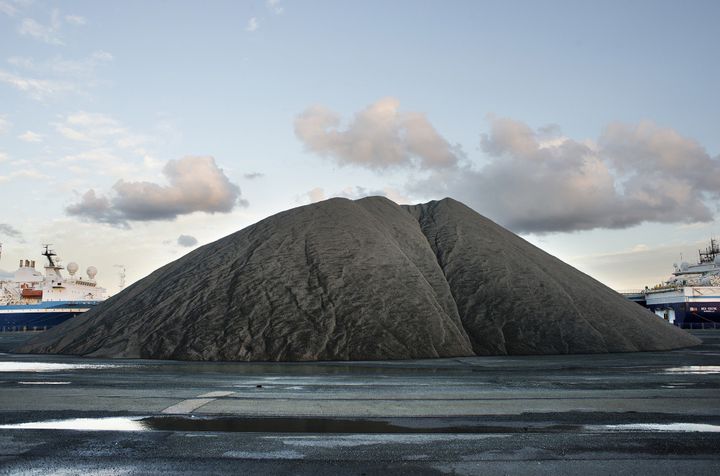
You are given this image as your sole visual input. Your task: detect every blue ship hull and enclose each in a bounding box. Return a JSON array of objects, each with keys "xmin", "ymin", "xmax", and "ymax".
[
  {"xmin": 0, "ymin": 301, "xmax": 99, "ymax": 332},
  {"xmin": 646, "ymin": 300, "xmax": 720, "ymax": 328}
]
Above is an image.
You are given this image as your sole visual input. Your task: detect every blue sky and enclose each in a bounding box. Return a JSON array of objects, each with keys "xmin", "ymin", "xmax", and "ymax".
[{"xmin": 1, "ymin": 0, "xmax": 719, "ymax": 292}]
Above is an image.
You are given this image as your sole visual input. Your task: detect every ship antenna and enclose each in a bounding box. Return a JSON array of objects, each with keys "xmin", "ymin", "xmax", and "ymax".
[{"xmin": 41, "ymin": 244, "xmax": 57, "ymax": 267}]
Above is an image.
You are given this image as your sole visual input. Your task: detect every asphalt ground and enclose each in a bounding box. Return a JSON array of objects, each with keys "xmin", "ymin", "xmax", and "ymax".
[{"xmin": 0, "ymin": 330, "xmax": 719, "ymax": 475}]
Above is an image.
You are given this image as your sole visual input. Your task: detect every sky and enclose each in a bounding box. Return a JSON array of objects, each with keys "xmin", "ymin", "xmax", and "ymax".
[{"xmin": 0, "ymin": 0, "xmax": 719, "ymax": 293}]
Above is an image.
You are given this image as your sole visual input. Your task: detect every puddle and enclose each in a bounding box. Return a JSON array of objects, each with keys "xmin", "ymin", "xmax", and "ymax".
[
  {"xmin": 0, "ymin": 417, "xmax": 147, "ymax": 431},
  {"xmin": 0, "ymin": 416, "xmax": 581, "ymax": 434},
  {"xmin": 663, "ymin": 366, "xmax": 720, "ymax": 375},
  {"xmin": 0, "ymin": 362, "xmax": 127, "ymax": 373},
  {"xmin": 8, "ymin": 416, "xmax": 716, "ymax": 435},
  {"xmin": 18, "ymin": 381, "xmax": 71, "ymax": 385},
  {"xmin": 222, "ymin": 450, "xmax": 304, "ymax": 459},
  {"xmin": 589, "ymin": 423, "xmax": 720, "ymax": 433},
  {"xmin": 233, "ymin": 384, "xmax": 306, "ymax": 390},
  {"xmin": 271, "ymin": 434, "xmax": 508, "ymax": 447},
  {"xmin": 660, "ymin": 382, "xmax": 696, "ymax": 389},
  {"xmin": 238, "ymin": 377, "xmax": 433, "ymax": 387},
  {"xmin": 144, "ymin": 417, "xmax": 449, "ymax": 434}
]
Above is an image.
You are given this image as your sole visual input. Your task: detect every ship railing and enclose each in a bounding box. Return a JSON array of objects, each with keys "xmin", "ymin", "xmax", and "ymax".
[
  {"xmin": 1, "ymin": 285, "xmax": 22, "ymax": 301},
  {"xmin": 618, "ymin": 286, "xmax": 684, "ymax": 295},
  {"xmin": 674, "ymin": 322, "xmax": 720, "ymax": 330},
  {"xmin": 645, "ymin": 284, "xmax": 683, "ymax": 293},
  {"xmin": 0, "ymin": 325, "xmax": 49, "ymax": 333}
]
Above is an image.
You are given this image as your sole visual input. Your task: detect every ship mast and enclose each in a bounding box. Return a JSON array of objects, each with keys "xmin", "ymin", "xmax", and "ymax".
[
  {"xmin": 698, "ymin": 238, "xmax": 719, "ymax": 264},
  {"xmin": 40, "ymin": 244, "xmax": 65, "ymax": 282},
  {"xmin": 41, "ymin": 244, "xmax": 57, "ymax": 267}
]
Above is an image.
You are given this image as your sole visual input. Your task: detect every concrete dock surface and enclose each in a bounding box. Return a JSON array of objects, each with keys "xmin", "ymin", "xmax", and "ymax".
[{"xmin": 0, "ymin": 330, "xmax": 719, "ymax": 475}]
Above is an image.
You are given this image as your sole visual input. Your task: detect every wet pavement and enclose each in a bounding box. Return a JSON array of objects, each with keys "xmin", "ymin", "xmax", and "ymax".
[{"xmin": 0, "ymin": 330, "xmax": 719, "ymax": 474}]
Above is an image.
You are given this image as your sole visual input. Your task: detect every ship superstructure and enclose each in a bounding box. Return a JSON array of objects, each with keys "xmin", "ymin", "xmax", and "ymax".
[
  {"xmin": 0, "ymin": 245, "xmax": 106, "ymax": 331},
  {"xmin": 635, "ymin": 239, "xmax": 720, "ymax": 327}
]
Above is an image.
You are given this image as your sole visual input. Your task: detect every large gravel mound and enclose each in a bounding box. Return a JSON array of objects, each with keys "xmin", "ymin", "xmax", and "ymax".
[{"xmin": 18, "ymin": 197, "xmax": 699, "ymax": 360}]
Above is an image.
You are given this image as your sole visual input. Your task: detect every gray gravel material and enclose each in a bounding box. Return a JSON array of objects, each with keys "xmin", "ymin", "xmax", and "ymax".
[{"xmin": 16, "ymin": 197, "xmax": 700, "ymax": 360}]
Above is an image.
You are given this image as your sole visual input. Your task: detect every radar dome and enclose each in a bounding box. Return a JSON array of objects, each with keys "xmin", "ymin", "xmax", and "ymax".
[
  {"xmin": 680, "ymin": 262, "xmax": 689, "ymax": 271},
  {"xmin": 66, "ymin": 262, "xmax": 79, "ymax": 276},
  {"xmin": 87, "ymin": 266, "xmax": 97, "ymax": 279}
]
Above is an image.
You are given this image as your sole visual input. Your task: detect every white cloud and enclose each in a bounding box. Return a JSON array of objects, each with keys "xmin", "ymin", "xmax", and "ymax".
[
  {"xmin": 0, "ymin": 152, "xmax": 8, "ymax": 163},
  {"xmin": 60, "ymin": 148, "xmax": 135, "ymax": 177},
  {"xmin": 411, "ymin": 117, "xmax": 720, "ymax": 233},
  {"xmin": 54, "ymin": 112, "xmax": 146, "ymax": 152},
  {"xmin": 9, "ymin": 51, "xmax": 113, "ymax": 77},
  {"xmin": 16, "ymin": 9, "xmax": 86, "ymax": 43},
  {"xmin": 56, "ymin": 125, "xmax": 91, "ymax": 142},
  {"xmin": 19, "ymin": 9, "xmax": 64, "ymax": 45},
  {"xmin": 266, "ymin": 0, "xmax": 284, "ymax": 14},
  {"xmin": 142, "ymin": 155, "xmax": 164, "ymax": 171},
  {"xmin": 64, "ymin": 14, "xmax": 86, "ymax": 25},
  {"xmin": 66, "ymin": 111, "xmax": 122, "ymax": 129},
  {"xmin": 335, "ymin": 185, "xmax": 410, "ymax": 203},
  {"xmin": 295, "ymin": 98, "xmax": 459, "ymax": 170},
  {"xmin": 11, "ymin": 169, "xmax": 48, "ymax": 180},
  {"xmin": 66, "ymin": 156, "xmax": 246, "ymax": 227},
  {"xmin": 296, "ymin": 102, "xmax": 720, "ymax": 234},
  {"xmin": 0, "ymin": 70, "xmax": 73, "ymax": 101},
  {"xmin": 306, "ymin": 187, "xmax": 325, "ymax": 203},
  {"xmin": 0, "ymin": 168, "xmax": 50, "ymax": 183},
  {"xmin": 17, "ymin": 130, "xmax": 42, "ymax": 142},
  {"xmin": 304, "ymin": 185, "xmax": 410, "ymax": 204},
  {"xmin": 52, "ymin": 112, "xmax": 176, "ymax": 181},
  {"xmin": 246, "ymin": 17, "xmax": 259, "ymax": 32},
  {"xmin": 2, "ymin": 52, "xmax": 112, "ymax": 101},
  {"xmin": 0, "ymin": 1, "xmax": 18, "ymax": 17},
  {"xmin": 91, "ymin": 51, "xmax": 113, "ymax": 62},
  {"xmin": 6, "ymin": 57, "xmax": 33, "ymax": 69}
]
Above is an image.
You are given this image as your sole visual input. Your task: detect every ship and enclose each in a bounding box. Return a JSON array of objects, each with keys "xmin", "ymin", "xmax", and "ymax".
[
  {"xmin": 0, "ymin": 245, "xmax": 106, "ymax": 332},
  {"xmin": 625, "ymin": 239, "xmax": 720, "ymax": 328}
]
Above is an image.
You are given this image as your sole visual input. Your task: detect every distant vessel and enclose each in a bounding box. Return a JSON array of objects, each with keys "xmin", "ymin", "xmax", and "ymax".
[
  {"xmin": 626, "ymin": 239, "xmax": 720, "ymax": 328},
  {"xmin": 0, "ymin": 245, "xmax": 106, "ymax": 331}
]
